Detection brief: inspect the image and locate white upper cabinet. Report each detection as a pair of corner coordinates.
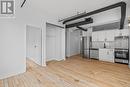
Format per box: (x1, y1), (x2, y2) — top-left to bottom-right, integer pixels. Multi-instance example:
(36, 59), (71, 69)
(92, 30), (115, 41)
(114, 29), (120, 37)
(105, 30), (115, 41)
(92, 32), (99, 41)
(120, 29), (129, 36)
(92, 29), (129, 42)
(98, 31), (106, 41)
(114, 29), (129, 36)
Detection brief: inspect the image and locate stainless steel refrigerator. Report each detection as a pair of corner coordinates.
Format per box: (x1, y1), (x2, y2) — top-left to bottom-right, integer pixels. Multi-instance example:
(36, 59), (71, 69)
(81, 36), (92, 58)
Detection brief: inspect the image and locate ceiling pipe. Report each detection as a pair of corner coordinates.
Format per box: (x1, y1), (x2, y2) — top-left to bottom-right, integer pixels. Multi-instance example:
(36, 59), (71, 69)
(66, 17), (93, 28)
(59, 12), (86, 22)
(21, 0), (26, 8)
(76, 26), (87, 31)
(62, 2), (126, 29)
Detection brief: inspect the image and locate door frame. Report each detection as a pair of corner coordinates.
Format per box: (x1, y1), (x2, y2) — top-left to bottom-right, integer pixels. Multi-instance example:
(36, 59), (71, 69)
(26, 25), (43, 66)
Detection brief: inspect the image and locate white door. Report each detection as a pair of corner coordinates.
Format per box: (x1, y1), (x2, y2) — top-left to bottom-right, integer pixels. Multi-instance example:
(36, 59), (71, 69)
(26, 25), (42, 65)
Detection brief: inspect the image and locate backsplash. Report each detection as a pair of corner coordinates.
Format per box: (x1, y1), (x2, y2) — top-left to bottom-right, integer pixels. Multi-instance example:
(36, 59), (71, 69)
(92, 41), (115, 48)
(92, 40), (128, 49)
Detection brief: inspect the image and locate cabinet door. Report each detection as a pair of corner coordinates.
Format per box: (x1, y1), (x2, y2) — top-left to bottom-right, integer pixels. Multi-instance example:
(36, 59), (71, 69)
(99, 49), (107, 61)
(122, 29), (129, 36)
(105, 49), (114, 62)
(98, 31), (106, 41)
(99, 49), (114, 63)
(92, 32), (99, 41)
(106, 30), (114, 41)
(114, 29), (120, 37)
(118, 29), (129, 36)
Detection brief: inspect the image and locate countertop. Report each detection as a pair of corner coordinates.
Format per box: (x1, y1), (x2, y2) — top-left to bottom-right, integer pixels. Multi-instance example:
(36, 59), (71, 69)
(90, 48), (99, 50)
(114, 48), (129, 50)
(90, 48), (129, 50)
(90, 48), (114, 50)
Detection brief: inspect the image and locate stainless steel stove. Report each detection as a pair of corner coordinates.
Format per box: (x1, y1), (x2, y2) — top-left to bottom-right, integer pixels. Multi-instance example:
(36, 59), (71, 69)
(115, 48), (129, 64)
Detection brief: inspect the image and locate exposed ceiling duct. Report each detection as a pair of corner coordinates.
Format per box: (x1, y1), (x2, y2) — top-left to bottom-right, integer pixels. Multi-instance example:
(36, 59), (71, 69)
(76, 26), (87, 31)
(61, 2), (126, 29)
(65, 17), (93, 28)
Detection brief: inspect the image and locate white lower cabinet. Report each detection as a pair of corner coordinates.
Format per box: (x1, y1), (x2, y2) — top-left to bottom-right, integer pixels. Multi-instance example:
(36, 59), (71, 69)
(99, 49), (114, 63)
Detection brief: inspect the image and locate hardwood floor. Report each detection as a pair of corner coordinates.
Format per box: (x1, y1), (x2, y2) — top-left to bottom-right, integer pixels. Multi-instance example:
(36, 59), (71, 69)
(0, 55), (130, 87)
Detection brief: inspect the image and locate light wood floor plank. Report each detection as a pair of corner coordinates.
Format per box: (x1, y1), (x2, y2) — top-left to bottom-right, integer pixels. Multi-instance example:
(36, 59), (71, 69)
(0, 80), (3, 87)
(0, 55), (130, 87)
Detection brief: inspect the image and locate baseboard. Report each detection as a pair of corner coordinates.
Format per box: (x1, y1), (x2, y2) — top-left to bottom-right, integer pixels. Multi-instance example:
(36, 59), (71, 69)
(42, 62), (46, 67)
(56, 58), (65, 61)
(46, 58), (65, 62)
(66, 54), (80, 58)
(0, 68), (26, 80)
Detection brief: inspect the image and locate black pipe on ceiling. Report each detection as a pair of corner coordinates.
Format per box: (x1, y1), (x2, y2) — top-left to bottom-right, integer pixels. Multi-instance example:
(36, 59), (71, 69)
(63, 2), (126, 29)
(21, 0), (26, 8)
(66, 17), (93, 28)
(76, 26), (87, 31)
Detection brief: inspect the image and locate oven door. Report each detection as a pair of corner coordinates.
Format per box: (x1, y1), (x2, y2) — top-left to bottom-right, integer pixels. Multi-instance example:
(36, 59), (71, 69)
(115, 51), (128, 59)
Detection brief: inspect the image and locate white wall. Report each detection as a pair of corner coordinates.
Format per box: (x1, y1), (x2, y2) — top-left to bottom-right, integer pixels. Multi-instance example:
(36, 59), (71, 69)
(0, 0), (64, 79)
(66, 28), (81, 57)
(0, 20), (26, 79)
(46, 24), (65, 61)
(0, 0), (27, 79)
(0, 0), (47, 79)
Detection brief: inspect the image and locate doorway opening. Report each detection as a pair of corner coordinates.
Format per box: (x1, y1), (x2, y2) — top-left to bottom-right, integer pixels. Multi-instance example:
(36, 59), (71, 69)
(26, 25), (42, 66)
(46, 23), (65, 63)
